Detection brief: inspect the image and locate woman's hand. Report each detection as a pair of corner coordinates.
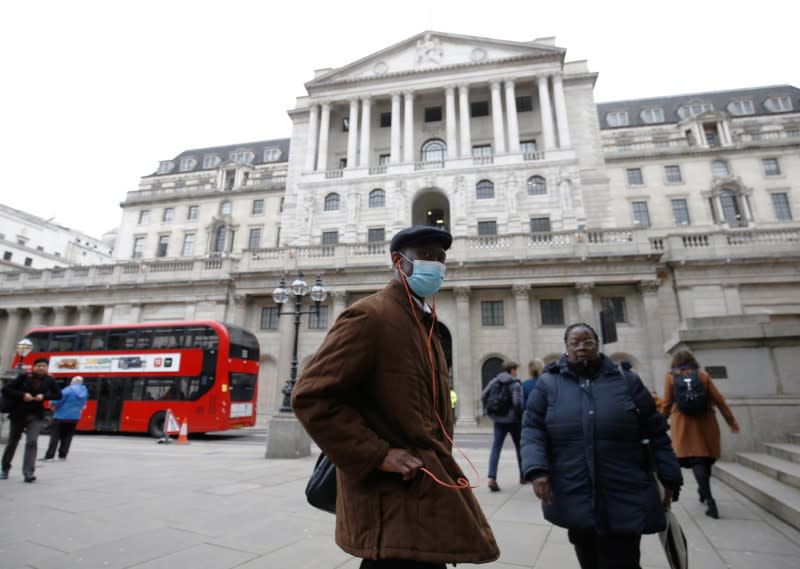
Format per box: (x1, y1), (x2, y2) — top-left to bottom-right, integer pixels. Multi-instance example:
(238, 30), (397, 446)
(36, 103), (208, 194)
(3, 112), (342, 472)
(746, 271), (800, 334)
(731, 424), (741, 434)
(532, 476), (553, 505)
(379, 448), (423, 480)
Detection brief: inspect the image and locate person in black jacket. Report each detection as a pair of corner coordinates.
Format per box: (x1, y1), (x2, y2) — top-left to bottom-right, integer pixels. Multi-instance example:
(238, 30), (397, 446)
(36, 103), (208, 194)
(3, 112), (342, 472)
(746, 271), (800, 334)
(1, 358), (62, 482)
(521, 323), (682, 569)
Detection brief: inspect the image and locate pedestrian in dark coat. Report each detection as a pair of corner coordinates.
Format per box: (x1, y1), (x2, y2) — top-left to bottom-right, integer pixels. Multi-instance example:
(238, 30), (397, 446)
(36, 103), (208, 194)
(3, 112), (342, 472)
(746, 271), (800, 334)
(292, 226), (499, 568)
(1, 358), (62, 482)
(481, 361), (524, 491)
(521, 323), (682, 569)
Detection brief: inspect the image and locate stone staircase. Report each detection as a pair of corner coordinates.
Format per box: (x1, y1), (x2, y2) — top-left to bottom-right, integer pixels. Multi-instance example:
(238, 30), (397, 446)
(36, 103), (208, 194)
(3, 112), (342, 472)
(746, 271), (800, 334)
(714, 433), (800, 530)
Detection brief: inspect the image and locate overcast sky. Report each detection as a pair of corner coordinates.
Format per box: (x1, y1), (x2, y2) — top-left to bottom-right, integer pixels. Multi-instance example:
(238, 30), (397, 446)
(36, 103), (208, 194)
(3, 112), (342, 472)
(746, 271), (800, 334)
(2, 0), (796, 239)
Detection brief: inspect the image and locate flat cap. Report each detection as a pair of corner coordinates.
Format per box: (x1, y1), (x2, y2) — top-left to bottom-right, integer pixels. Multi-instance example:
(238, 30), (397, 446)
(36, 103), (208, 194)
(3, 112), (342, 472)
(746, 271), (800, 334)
(389, 225), (453, 253)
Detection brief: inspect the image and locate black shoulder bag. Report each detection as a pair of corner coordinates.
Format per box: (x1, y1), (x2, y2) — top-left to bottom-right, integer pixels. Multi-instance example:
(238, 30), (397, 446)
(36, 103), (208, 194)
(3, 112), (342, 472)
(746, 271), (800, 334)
(305, 453), (337, 514)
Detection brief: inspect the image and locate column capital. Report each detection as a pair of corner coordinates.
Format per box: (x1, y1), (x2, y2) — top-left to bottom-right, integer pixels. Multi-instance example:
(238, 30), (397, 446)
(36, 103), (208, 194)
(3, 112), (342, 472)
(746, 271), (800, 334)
(319, 100), (332, 110)
(536, 74), (551, 83)
(444, 85), (456, 96)
(360, 96), (372, 104)
(390, 91), (402, 100)
(511, 283), (530, 298)
(402, 90), (414, 98)
(575, 282), (594, 296)
(504, 78), (516, 88)
(233, 294), (247, 306)
(638, 280), (660, 295)
(489, 80), (502, 90)
(332, 290), (348, 302)
(453, 286), (471, 301)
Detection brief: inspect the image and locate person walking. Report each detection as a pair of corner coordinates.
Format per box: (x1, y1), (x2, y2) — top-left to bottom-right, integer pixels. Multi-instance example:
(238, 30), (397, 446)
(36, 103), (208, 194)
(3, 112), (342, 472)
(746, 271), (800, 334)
(662, 349), (740, 519)
(521, 323), (682, 569)
(1, 358), (62, 482)
(481, 361), (524, 491)
(522, 358), (544, 406)
(292, 225), (499, 569)
(42, 376), (88, 461)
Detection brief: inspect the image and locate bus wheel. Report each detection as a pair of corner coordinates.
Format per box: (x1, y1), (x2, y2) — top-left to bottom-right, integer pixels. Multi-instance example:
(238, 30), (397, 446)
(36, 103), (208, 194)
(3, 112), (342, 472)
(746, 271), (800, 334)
(148, 411), (167, 439)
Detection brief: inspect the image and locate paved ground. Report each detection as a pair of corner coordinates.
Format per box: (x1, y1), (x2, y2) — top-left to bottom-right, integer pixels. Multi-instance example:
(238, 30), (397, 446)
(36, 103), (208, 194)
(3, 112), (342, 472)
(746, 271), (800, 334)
(0, 429), (798, 569)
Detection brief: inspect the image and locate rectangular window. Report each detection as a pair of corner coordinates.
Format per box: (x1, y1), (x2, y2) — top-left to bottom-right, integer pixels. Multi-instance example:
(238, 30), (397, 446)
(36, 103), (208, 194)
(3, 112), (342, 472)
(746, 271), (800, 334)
(252, 199), (264, 215)
(138, 210), (150, 224)
(664, 165), (682, 183)
(181, 234), (194, 256)
(156, 235), (169, 257)
(471, 144), (492, 157)
(626, 168), (644, 186)
(321, 231), (339, 244)
(641, 108), (664, 123)
(763, 158), (781, 176)
(308, 305), (329, 329)
(771, 193), (793, 220)
(380, 112), (391, 128)
(132, 237), (144, 259)
(470, 101), (489, 117)
(632, 201), (651, 227)
(540, 299), (565, 326)
(248, 228), (262, 249)
(477, 220), (497, 235)
(480, 301), (504, 326)
(367, 228), (385, 242)
(520, 140), (537, 154)
(671, 199), (690, 226)
(378, 154), (390, 166)
(424, 106), (442, 122)
(601, 297), (628, 323)
(730, 100), (754, 115)
(606, 111), (629, 127)
(515, 96), (533, 112)
(705, 366), (728, 379)
(338, 158), (347, 169)
(530, 217), (552, 232)
(187, 205), (199, 220)
(24, 257), (33, 267)
(162, 208), (174, 222)
(260, 306), (279, 330)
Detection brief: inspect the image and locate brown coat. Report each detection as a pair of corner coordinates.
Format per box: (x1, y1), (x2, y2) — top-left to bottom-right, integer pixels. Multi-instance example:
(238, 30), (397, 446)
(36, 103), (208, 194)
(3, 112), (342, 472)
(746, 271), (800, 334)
(292, 279), (499, 564)
(662, 370), (739, 459)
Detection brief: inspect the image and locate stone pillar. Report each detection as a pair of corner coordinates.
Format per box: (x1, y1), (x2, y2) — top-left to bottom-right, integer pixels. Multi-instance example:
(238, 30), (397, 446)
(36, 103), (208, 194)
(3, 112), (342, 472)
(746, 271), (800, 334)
(77, 306), (93, 326)
(184, 302), (196, 321)
(716, 122), (726, 146)
(331, 290), (348, 320)
(358, 98), (372, 168)
(722, 121), (733, 146)
(453, 287), (476, 426)
(102, 305), (114, 325)
(51, 306), (67, 327)
(346, 99), (359, 168)
(1, 308), (23, 368)
(129, 303), (143, 323)
(390, 93), (401, 164)
(403, 92), (414, 163)
(445, 86), (458, 157)
(512, 284), (533, 370)
(29, 307), (45, 328)
(304, 104), (319, 171)
(458, 84), (472, 158)
(639, 281), (665, 390)
(537, 75), (556, 152)
(552, 74), (571, 148)
(490, 81), (506, 154)
(575, 283), (595, 324)
(504, 80), (520, 152)
(316, 102), (331, 171)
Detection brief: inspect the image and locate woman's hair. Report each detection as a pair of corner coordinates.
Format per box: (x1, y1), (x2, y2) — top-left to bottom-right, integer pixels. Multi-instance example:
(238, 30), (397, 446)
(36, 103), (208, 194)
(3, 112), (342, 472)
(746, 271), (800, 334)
(563, 322), (599, 343)
(670, 349), (699, 369)
(528, 358), (545, 377)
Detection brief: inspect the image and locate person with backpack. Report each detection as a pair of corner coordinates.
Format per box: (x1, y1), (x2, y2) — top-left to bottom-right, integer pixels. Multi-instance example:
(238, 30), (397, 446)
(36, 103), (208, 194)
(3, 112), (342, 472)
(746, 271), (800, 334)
(481, 360), (524, 492)
(662, 350), (740, 519)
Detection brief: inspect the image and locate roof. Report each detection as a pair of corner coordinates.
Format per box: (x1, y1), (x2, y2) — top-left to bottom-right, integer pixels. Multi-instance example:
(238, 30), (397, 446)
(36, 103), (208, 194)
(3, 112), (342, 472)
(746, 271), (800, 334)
(596, 85), (800, 129)
(148, 137), (291, 177)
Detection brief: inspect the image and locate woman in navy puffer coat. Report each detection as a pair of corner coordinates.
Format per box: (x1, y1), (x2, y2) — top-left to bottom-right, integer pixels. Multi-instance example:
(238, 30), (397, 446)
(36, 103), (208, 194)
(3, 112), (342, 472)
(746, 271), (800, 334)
(521, 323), (682, 569)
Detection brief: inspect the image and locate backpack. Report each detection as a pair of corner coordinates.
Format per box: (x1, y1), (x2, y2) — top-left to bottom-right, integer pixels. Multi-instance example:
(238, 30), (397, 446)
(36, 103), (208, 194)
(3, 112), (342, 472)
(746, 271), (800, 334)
(484, 380), (513, 415)
(672, 370), (708, 416)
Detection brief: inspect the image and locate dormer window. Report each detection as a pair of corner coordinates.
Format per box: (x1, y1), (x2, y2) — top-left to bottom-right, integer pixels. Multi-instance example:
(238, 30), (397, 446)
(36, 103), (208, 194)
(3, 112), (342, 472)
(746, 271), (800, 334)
(263, 147), (282, 162)
(157, 161), (174, 174)
(203, 155), (221, 169)
(606, 111), (629, 127)
(640, 108), (664, 124)
(677, 102), (714, 120)
(765, 96), (793, 113)
(230, 150), (254, 164)
(728, 100), (755, 116)
(179, 157), (197, 172)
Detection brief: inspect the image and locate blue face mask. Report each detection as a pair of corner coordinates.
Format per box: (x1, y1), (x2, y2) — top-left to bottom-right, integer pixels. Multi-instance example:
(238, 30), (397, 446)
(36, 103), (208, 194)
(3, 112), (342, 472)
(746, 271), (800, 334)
(400, 254), (446, 298)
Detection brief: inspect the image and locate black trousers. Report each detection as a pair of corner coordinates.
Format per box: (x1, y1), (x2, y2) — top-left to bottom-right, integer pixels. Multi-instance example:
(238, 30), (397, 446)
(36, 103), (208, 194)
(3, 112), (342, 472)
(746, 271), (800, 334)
(45, 420), (78, 459)
(2, 415), (43, 477)
(567, 529), (642, 569)
(359, 559), (446, 569)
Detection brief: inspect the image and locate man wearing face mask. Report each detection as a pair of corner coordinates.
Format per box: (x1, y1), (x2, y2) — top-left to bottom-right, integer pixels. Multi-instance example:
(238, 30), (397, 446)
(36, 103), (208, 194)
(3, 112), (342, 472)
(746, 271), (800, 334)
(292, 225), (499, 569)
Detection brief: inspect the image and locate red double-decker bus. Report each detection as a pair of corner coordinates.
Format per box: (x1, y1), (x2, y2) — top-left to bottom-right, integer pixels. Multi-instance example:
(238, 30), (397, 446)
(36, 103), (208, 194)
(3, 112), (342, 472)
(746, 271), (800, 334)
(11, 321), (259, 437)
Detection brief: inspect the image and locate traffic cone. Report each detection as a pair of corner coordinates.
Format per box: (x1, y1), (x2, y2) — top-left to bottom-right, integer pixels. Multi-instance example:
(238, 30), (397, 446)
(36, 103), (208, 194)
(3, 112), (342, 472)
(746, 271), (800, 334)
(176, 420), (189, 444)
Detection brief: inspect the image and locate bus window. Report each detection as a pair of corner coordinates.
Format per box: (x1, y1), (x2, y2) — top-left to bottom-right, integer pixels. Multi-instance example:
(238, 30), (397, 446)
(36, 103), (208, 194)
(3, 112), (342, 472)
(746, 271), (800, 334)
(134, 330), (153, 349)
(144, 378), (184, 400)
(229, 373), (257, 402)
(82, 377), (100, 400)
(152, 329), (180, 349)
(26, 332), (50, 354)
(185, 326), (219, 349)
(227, 325), (260, 360)
(50, 332), (79, 352)
(79, 331), (107, 351)
(108, 330), (138, 350)
(129, 377), (147, 401)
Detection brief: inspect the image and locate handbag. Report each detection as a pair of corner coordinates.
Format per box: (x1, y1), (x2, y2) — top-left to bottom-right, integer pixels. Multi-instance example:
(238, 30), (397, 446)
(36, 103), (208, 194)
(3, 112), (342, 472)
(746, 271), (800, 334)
(0, 393), (16, 414)
(305, 453), (337, 514)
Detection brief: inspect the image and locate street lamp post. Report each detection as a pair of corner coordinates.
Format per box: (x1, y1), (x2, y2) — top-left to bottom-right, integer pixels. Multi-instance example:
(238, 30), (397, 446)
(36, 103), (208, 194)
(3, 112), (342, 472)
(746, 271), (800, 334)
(265, 272), (327, 458)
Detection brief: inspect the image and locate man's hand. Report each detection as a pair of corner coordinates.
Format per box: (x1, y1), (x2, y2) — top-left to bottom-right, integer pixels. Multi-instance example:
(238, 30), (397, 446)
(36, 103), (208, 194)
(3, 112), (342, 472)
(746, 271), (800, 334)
(532, 476), (553, 505)
(662, 487), (674, 511)
(23, 393), (34, 402)
(34, 394), (44, 401)
(379, 448), (423, 480)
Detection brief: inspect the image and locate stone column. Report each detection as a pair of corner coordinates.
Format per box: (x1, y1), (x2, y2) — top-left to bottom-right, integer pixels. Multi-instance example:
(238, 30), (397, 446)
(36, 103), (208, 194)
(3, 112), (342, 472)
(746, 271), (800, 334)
(512, 284), (533, 369)
(29, 307), (45, 328)
(77, 306), (93, 326)
(458, 84), (472, 157)
(716, 122), (726, 146)
(346, 99), (360, 168)
(453, 287), (476, 426)
(129, 303), (143, 323)
(316, 102), (331, 171)
(537, 75), (556, 152)
(638, 281), (665, 389)
(403, 92), (414, 163)
(51, 306), (68, 327)
(232, 295), (248, 327)
(101, 305), (115, 325)
(445, 86), (458, 157)
(1, 308), (23, 369)
(331, 290), (348, 320)
(359, 98), (372, 168)
(552, 74), (572, 148)
(390, 93), (401, 163)
(304, 104), (319, 171)
(575, 283), (595, 324)
(490, 81), (507, 154)
(184, 302), (196, 321)
(722, 121), (733, 146)
(504, 80), (520, 152)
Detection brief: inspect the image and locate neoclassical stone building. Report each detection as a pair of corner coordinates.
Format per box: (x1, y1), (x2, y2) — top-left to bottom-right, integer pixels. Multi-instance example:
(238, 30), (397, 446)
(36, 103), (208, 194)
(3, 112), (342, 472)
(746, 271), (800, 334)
(1, 32), (798, 452)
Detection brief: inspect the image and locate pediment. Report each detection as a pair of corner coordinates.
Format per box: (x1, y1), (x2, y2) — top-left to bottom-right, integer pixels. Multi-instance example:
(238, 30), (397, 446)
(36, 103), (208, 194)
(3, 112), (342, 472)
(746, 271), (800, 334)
(306, 31), (564, 88)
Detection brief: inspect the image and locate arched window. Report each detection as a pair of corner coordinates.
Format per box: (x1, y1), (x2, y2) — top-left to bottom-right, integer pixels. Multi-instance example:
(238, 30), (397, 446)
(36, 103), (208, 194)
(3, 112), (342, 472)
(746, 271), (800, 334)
(528, 175), (546, 195)
(712, 160), (730, 177)
(421, 139), (446, 162)
(369, 189), (385, 208)
(220, 200), (232, 215)
(481, 357), (504, 390)
(476, 179), (495, 199)
(324, 193), (340, 211)
(212, 227), (227, 253)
